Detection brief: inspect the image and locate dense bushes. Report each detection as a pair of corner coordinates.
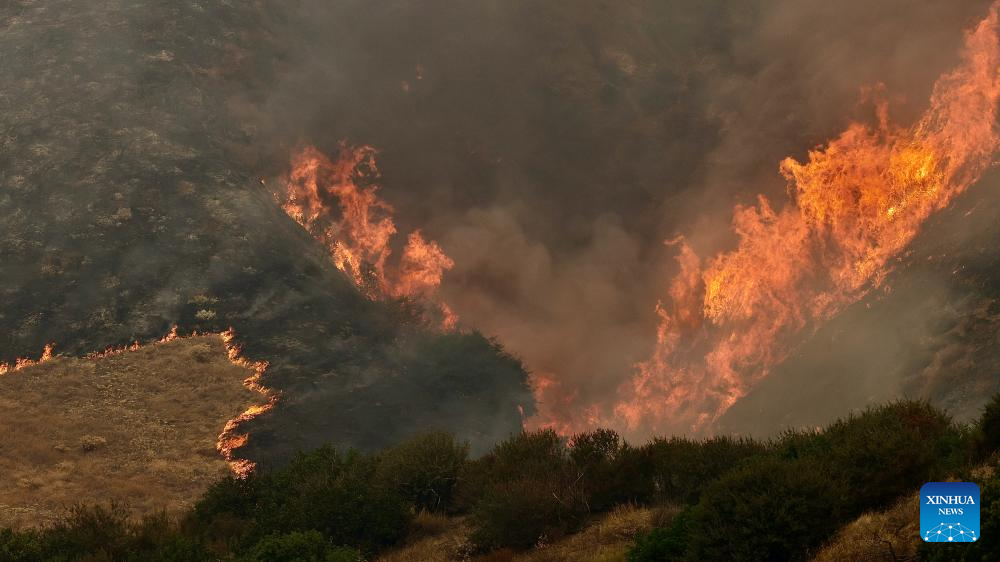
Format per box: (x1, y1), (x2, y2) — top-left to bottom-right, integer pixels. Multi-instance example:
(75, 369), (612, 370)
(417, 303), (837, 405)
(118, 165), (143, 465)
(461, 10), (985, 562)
(685, 457), (847, 561)
(240, 531), (361, 562)
(463, 430), (589, 550)
(644, 435), (767, 505)
(798, 400), (966, 512)
(630, 400), (971, 562)
(974, 391), (1000, 459)
(461, 428), (768, 552)
(0, 528), (45, 562)
(0, 505), (212, 562)
(193, 446), (410, 553)
(375, 432), (469, 513)
(0, 446), (413, 561)
(5, 398), (995, 561)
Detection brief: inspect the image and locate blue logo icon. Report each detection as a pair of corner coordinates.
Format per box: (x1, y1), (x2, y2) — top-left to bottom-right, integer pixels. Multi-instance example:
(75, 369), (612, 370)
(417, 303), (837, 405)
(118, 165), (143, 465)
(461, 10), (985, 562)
(921, 482), (980, 543)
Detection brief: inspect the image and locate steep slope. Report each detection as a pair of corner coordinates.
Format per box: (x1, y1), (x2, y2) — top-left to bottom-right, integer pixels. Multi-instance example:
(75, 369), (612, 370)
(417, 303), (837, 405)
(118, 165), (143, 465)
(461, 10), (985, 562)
(0, 0), (531, 467)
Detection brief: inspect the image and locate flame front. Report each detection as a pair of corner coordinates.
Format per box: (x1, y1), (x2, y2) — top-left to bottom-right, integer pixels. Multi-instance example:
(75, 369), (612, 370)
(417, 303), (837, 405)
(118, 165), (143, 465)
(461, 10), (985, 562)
(594, 2), (1000, 436)
(282, 143), (455, 324)
(0, 343), (54, 375)
(216, 327), (275, 478)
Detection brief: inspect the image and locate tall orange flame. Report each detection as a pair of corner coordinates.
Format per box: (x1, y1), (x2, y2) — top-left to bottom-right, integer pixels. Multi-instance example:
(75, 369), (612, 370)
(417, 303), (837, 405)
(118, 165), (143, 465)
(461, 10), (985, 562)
(283, 143), (455, 325)
(612, 3), (1000, 435)
(599, 2), (999, 436)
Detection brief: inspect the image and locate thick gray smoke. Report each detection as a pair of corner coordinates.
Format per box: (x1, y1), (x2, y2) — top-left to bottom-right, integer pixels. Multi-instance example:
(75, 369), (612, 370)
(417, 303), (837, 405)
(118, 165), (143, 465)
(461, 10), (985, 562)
(240, 0), (997, 434)
(2, 0), (996, 454)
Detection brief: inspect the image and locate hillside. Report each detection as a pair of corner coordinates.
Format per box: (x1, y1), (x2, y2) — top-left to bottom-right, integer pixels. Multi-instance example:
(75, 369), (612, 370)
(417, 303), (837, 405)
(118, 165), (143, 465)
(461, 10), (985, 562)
(2, 0), (997, 468)
(0, 0), (532, 467)
(0, 335), (259, 529)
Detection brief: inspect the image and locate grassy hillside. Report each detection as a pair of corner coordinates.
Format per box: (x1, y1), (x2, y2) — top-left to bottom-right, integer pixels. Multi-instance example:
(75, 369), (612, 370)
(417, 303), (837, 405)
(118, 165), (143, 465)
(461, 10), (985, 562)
(0, 335), (259, 529)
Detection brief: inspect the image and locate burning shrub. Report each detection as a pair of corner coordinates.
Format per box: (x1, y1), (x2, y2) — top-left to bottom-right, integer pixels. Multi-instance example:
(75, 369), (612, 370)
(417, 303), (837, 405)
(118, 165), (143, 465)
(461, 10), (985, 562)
(376, 432), (469, 513)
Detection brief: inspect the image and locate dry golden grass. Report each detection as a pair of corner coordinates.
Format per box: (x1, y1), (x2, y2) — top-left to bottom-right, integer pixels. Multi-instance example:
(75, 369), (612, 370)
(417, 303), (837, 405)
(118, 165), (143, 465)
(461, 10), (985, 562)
(811, 493), (920, 562)
(517, 504), (662, 562)
(813, 467), (994, 562)
(377, 511), (472, 562)
(377, 504), (665, 562)
(0, 335), (261, 529)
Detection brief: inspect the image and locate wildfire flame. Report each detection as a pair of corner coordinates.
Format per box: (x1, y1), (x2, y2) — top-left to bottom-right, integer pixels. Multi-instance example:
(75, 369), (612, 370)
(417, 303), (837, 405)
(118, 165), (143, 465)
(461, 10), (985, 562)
(282, 143), (455, 324)
(535, 2), (1000, 436)
(613, 2), (1000, 435)
(0, 343), (54, 375)
(216, 327), (275, 478)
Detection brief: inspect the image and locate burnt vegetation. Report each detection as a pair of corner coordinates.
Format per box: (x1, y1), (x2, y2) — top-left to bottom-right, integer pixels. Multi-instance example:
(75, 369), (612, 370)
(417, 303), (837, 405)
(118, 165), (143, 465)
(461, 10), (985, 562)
(3, 397), (1000, 561)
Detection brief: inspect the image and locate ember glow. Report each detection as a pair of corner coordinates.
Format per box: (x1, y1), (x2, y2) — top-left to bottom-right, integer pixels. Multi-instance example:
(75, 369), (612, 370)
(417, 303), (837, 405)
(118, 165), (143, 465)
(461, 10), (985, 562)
(282, 144), (455, 323)
(536, 2), (1000, 436)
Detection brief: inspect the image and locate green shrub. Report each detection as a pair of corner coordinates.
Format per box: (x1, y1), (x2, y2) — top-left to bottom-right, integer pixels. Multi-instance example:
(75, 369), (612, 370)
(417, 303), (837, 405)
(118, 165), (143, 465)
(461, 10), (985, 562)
(241, 531), (361, 562)
(570, 428), (632, 511)
(799, 400), (964, 513)
(464, 430), (589, 551)
(603, 443), (659, 506)
(974, 393), (1000, 459)
(0, 504), (209, 562)
(376, 432), (469, 512)
(194, 446), (410, 553)
(189, 474), (258, 552)
(684, 457), (846, 562)
(458, 429), (567, 509)
(469, 475), (588, 551)
(643, 434), (766, 505)
(0, 528), (45, 562)
(130, 512), (211, 562)
(627, 509), (690, 562)
(44, 503), (133, 560)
